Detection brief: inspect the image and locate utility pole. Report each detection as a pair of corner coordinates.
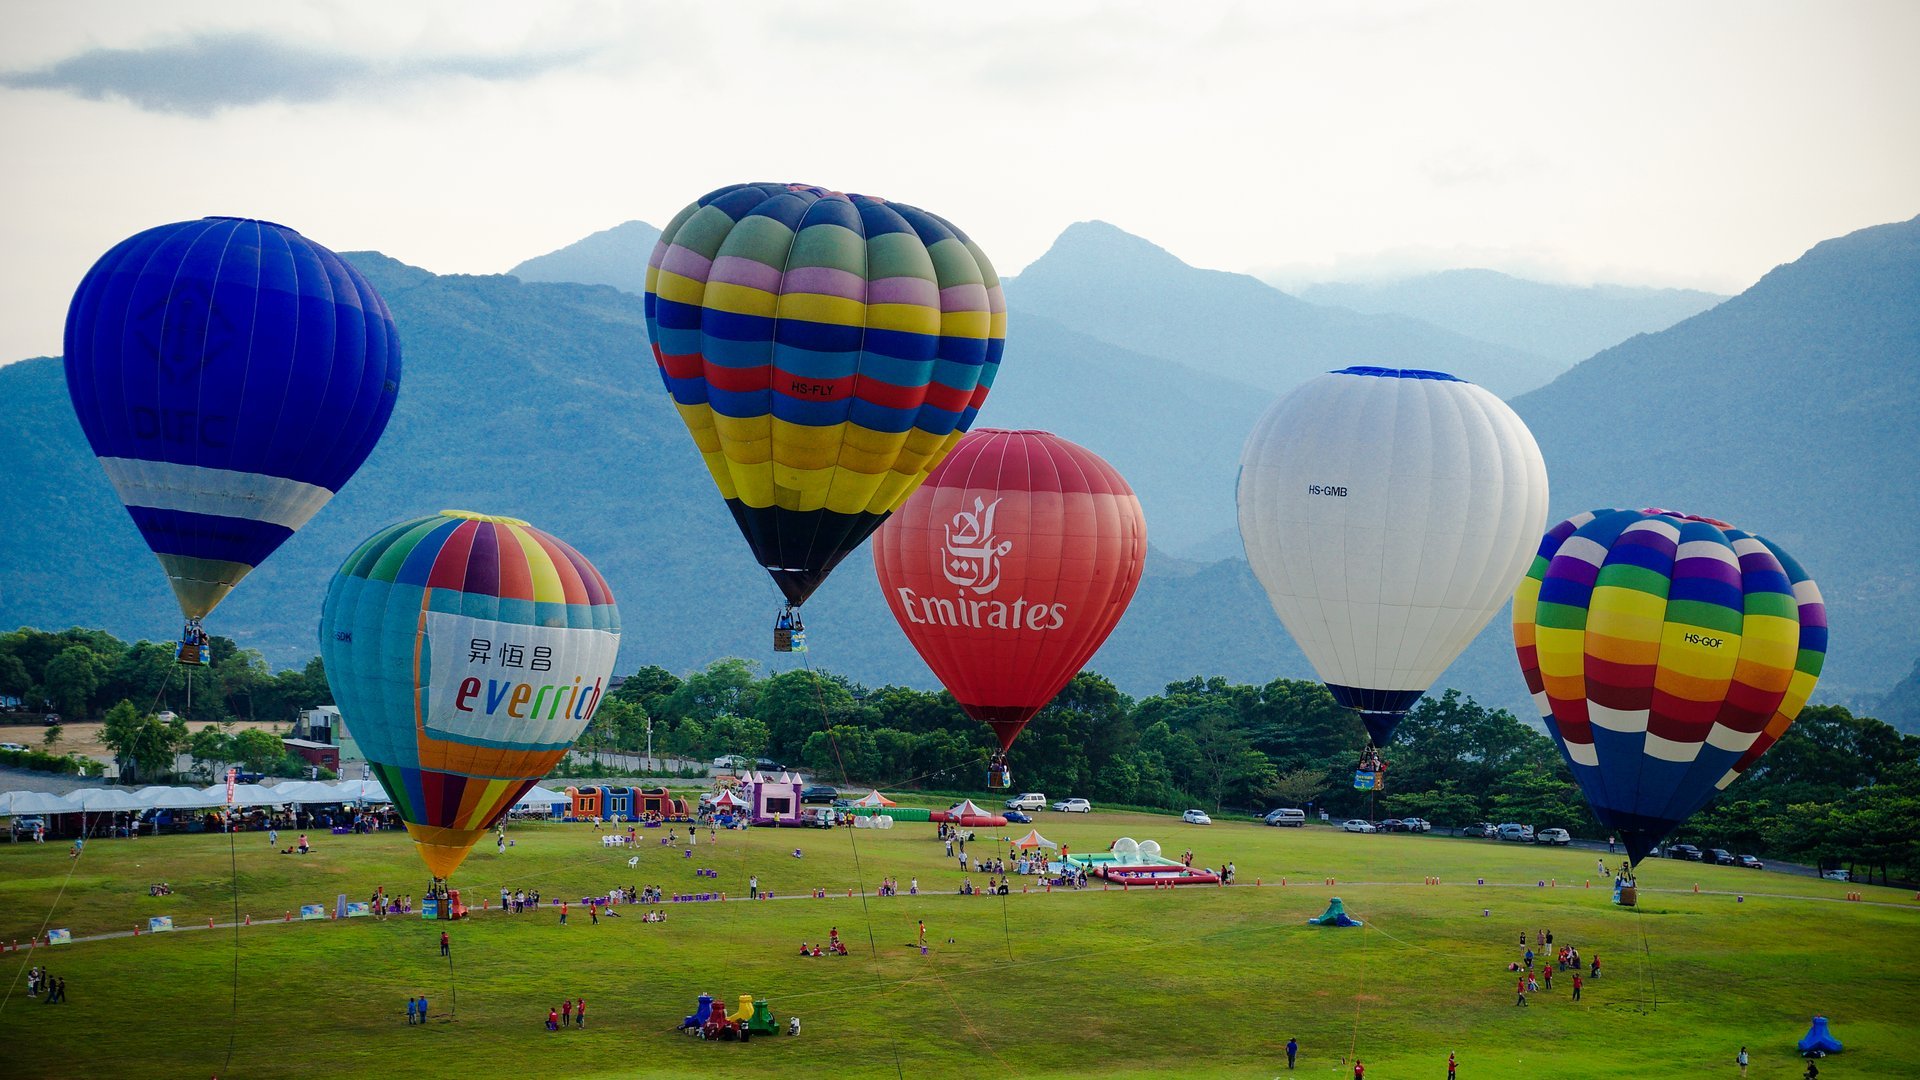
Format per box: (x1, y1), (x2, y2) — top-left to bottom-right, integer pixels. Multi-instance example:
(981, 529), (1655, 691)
(645, 715), (654, 769)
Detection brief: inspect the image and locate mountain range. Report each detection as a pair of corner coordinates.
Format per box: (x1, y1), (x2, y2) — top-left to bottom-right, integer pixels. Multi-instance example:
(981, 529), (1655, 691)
(2, 213), (1914, 728)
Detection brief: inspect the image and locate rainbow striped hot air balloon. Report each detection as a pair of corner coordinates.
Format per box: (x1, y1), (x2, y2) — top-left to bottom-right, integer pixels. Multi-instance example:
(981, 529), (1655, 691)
(1512, 508), (1826, 865)
(319, 511), (620, 879)
(643, 182), (1006, 621)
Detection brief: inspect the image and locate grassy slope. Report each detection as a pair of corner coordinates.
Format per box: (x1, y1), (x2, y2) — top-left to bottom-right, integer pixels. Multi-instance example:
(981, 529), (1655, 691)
(0, 808), (1914, 1079)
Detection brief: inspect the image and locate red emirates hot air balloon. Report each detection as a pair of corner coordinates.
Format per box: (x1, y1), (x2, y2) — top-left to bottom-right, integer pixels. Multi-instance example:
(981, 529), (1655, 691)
(872, 429), (1147, 790)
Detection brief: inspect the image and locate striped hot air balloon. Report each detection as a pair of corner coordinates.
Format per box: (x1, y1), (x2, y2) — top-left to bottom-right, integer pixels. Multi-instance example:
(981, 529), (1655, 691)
(643, 182), (1006, 620)
(1511, 508), (1825, 865)
(319, 511), (620, 880)
(64, 217), (401, 641)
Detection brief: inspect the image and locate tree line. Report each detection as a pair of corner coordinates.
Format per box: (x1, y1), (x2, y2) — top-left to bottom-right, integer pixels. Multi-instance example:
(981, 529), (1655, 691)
(6, 626), (1915, 880)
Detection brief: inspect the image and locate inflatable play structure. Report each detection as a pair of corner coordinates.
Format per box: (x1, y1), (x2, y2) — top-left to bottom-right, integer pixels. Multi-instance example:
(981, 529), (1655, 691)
(929, 799), (1007, 828)
(1067, 837), (1220, 886)
(1798, 1016), (1842, 1055)
(564, 785), (691, 822)
(680, 991), (779, 1038)
(1308, 897), (1362, 927)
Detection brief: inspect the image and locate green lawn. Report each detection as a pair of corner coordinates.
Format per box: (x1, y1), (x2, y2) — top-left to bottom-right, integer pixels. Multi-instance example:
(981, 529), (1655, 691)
(1, 810), (1913, 1079)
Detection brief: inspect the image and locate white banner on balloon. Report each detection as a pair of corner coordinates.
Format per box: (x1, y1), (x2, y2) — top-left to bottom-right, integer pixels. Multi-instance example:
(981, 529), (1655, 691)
(422, 611), (620, 750)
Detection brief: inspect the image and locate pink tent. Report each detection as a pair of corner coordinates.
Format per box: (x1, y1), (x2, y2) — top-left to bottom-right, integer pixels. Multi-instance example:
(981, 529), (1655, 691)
(710, 790), (744, 810)
(949, 799), (989, 818)
(853, 791), (897, 808)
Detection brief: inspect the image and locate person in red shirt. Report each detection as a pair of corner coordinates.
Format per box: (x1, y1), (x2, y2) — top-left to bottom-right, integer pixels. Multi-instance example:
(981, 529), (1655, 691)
(560, 901), (568, 926)
(562, 999), (573, 1025)
(547, 1007), (559, 1031)
(1571, 973), (1583, 1001)
(1543, 964), (1554, 990)
(1352, 1060), (1365, 1078)
(1515, 975), (1528, 1006)
(1447, 1052), (1458, 1078)
(575, 997), (585, 1027)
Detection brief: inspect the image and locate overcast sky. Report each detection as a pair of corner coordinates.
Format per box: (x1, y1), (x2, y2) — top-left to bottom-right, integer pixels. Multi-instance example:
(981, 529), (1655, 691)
(1, 0), (1914, 364)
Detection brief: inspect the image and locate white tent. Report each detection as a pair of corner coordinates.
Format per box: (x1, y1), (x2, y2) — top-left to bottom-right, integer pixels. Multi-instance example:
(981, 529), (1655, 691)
(514, 786), (570, 809)
(328, 780), (389, 803)
(140, 787), (224, 810)
(0, 790), (78, 815)
(65, 788), (146, 812)
(947, 799), (991, 818)
(272, 781), (338, 803)
(708, 789), (745, 810)
(197, 782), (287, 807)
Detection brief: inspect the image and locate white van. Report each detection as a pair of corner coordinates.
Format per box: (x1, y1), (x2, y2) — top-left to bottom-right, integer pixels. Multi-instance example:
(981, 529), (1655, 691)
(1265, 808), (1307, 827)
(1005, 792), (1047, 811)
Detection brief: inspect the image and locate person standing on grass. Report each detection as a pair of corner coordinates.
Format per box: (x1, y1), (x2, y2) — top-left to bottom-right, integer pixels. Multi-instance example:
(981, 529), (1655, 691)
(1737, 1046), (1749, 1076)
(406, 996), (417, 1025)
(417, 995), (427, 1023)
(1352, 1059), (1364, 1078)
(1571, 973), (1583, 1001)
(750, 875), (759, 899)
(918, 920), (927, 949)
(1515, 974), (1528, 1006)
(1524, 947), (1533, 970)
(1542, 964), (1553, 992)
(440, 930), (449, 956)
(575, 997), (585, 1027)
(1286, 1037), (1298, 1069)
(1447, 1051), (1457, 1078)
(560, 901), (568, 926)
(562, 999), (573, 1026)
(269, 826), (278, 847)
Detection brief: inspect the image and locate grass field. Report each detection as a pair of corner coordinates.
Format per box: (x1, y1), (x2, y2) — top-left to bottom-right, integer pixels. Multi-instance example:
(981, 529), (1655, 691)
(1, 805), (1914, 1079)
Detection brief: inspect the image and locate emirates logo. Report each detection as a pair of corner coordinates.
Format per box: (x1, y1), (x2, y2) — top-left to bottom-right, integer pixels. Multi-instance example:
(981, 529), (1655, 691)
(942, 497), (1013, 595)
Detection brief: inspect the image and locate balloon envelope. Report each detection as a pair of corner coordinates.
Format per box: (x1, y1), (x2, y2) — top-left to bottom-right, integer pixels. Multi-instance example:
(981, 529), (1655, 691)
(319, 511), (620, 878)
(873, 429), (1146, 751)
(1512, 508), (1823, 864)
(645, 182), (1006, 606)
(65, 217), (401, 618)
(1236, 367), (1548, 745)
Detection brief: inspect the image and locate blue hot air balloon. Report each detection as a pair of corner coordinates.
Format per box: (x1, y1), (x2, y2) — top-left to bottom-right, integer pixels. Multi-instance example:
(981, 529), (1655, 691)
(64, 217), (402, 657)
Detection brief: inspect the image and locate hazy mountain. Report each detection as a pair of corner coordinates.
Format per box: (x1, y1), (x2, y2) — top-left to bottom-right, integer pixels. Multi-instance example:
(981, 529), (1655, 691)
(508, 220), (662, 295)
(1004, 221), (1567, 399)
(1511, 213), (1920, 702)
(0, 252), (1315, 700)
(1296, 269), (1727, 364)
(1877, 658), (1920, 735)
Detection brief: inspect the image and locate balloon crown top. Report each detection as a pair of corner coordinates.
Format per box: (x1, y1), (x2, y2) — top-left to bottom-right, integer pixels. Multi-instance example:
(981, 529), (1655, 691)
(1639, 507), (1735, 529)
(777, 183), (883, 204)
(1333, 366), (1464, 383)
(438, 509), (531, 526)
(202, 215), (299, 233)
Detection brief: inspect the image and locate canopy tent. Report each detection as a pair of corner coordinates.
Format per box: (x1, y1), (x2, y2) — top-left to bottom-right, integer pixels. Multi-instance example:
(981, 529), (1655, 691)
(140, 787), (224, 810)
(327, 780), (390, 803)
(0, 790), (78, 816)
(851, 791), (897, 808)
(948, 799), (990, 818)
(1010, 829), (1056, 849)
(198, 783), (290, 807)
(515, 786), (570, 809)
(64, 788), (146, 812)
(708, 790), (745, 810)
(271, 781), (340, 803)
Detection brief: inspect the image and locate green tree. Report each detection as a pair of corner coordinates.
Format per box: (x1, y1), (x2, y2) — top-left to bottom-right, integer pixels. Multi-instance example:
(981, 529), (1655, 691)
(42, 723), (63, 750)
(101, 699), (182, 782)
(0, 653), (30, 702)
(231, 728), (287, 774)
(1266, 767), (1331, 810)
(44, 645), (107, 718)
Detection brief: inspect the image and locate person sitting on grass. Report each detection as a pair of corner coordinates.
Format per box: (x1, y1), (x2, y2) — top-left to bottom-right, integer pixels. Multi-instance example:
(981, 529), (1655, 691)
(547, 1006), (559, 1031)
(1590, 953), (1601, 979)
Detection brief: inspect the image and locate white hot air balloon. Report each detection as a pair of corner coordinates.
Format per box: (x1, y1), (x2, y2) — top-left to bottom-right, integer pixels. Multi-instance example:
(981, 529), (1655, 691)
(1236, 366), (1548, 753)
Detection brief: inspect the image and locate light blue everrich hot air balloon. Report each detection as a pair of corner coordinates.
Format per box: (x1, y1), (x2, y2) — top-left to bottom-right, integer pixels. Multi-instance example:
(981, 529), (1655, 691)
(64, 217), (401, 658)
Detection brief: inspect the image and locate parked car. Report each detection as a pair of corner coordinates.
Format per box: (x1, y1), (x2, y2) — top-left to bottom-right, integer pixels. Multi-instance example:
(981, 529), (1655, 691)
(1736, 854), (1765, 869)
(1057, 798), (1092, 813)
(1264, 808), (1307, 827)
(1666, 843), (1704, 861)
(1536, 828), (1572, 845)
(1497, 823), (1535, 842)
(1378, 818), (1406, 832)
(1821, 868), (1851, 882)
(1005, 792), (1048, 811)
(1460, 822), (1496, 839)
(1341, 819), (1376, 833)
(0, 742), (27, 752)
(1400, 817), (1432, 833)
(1003, 810), (1032, 824)
(1710, 848), (1737, 866)
(801, 785), (839, 805)
(1182, 809), (1213, 825)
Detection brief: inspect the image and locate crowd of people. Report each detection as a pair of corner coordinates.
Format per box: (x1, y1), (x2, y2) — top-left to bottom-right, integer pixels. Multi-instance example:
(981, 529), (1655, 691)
(798, 927), (850, 956)
(26, 966), (66, 1004)
(545, 997), (587, 1030)
(1509, 928), (1595, 1005)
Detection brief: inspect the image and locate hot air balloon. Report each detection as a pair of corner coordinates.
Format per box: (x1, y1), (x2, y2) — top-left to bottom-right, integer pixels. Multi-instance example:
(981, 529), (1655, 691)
(64, 217), (401, 663)
(1237, 367), (1549, 785)
(319, 511), (620, 881)
(873, 430), (1146, 789)
(644, 183), (1005, 650)
(1512, 508), (1821, 866)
